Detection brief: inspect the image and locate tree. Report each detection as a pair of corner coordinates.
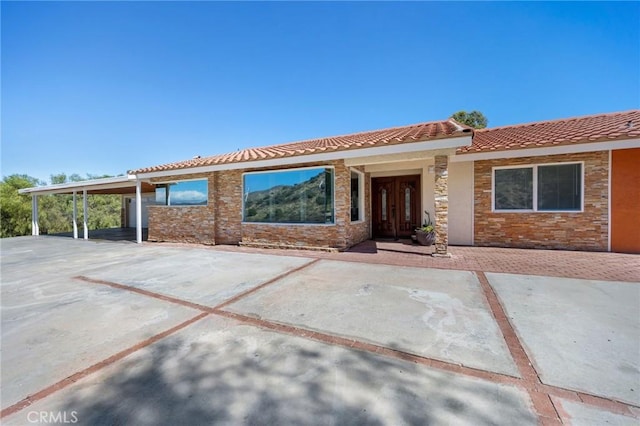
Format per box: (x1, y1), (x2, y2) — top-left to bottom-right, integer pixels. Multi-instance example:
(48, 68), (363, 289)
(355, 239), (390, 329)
(0, 175), (42, 237)
(1, 173), (123, 238)
(451, 110), (488, 129)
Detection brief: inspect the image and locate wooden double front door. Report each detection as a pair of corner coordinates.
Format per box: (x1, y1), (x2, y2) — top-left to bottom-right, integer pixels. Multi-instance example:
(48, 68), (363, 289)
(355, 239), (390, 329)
(372, 175), (421, 239)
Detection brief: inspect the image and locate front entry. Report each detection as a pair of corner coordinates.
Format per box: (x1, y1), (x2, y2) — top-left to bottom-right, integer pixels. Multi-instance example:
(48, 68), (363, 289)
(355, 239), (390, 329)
(372, 175), (421, 239)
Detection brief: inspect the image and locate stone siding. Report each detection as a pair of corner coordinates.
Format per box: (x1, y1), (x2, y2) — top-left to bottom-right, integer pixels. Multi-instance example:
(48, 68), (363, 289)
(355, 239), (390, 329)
(474, 151), (609, 251)
(147, 173), (216, 244)
(214, 170), (242, 244)
(433, 155), (449, 254)
(146, 160), (371, 250)
(240, 160), (366, 250)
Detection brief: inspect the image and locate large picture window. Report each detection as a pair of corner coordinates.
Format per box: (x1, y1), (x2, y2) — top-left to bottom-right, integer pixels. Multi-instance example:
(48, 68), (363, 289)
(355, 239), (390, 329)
(493, 163), (582, 212)
(243, 167), (334, 224)
(155, 179), (208, 206)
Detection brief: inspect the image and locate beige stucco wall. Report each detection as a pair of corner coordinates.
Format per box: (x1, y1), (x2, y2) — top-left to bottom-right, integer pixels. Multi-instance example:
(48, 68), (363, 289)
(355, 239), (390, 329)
(448, 161), (474, 246)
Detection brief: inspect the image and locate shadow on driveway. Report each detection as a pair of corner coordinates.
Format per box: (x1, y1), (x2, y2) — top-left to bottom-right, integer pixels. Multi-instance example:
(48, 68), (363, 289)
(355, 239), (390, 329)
(57, 321), (535, 426)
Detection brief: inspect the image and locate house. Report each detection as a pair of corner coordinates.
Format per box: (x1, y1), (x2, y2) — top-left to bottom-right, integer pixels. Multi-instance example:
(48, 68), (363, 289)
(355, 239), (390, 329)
(19, 110), (640, 254)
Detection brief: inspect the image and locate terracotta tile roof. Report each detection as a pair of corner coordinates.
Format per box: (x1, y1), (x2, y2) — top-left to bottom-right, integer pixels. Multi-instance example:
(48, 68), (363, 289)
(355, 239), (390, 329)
(458, 110), (640, 155)
(131, 119), (471, 174)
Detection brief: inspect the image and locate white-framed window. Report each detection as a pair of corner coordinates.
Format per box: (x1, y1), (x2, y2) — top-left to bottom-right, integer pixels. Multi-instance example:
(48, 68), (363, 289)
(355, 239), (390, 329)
(242, 166), (335, 224)
(493, 162), (583, 212)
(350, 169), (364, 222)
(155, 179), (208, 206)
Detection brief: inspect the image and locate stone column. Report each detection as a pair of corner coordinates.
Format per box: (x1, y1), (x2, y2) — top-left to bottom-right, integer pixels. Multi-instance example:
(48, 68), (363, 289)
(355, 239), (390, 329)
(433, 155), (450, 256)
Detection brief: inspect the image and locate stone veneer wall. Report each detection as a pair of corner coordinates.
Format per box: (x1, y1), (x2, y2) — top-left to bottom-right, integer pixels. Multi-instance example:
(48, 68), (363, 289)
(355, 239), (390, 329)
(148, 172), (216, 244)
(214, 170), (242, 244)
(474, 151), (609, 251)
(241, 160), (370, 250)
(433, 155), (449, 254)
(146, 160), (371, 250)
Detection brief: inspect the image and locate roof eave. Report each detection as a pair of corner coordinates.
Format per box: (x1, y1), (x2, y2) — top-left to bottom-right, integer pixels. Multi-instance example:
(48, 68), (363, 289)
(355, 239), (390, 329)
(451, 137), (640, 162)
(18, 175), (138, 196)
(134, 134), (473, 179)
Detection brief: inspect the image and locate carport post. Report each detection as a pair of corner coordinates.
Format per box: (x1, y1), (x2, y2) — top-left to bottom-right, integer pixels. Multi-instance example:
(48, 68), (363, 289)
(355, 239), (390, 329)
(83, 189), (88, 240)
(135, 180), (142, 244)
(31, 195), (40, 236)
(72, 191), (78, 239)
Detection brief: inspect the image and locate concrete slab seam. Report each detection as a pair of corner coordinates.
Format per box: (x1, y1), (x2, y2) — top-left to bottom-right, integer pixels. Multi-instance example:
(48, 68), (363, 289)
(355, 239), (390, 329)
(0, 312), (210, 419)
(475, 270), (560, 423)
(74, 275), (217, 313)
(475, 271), (640, 421)
(213, 310), (524, 386)
(213, 309), (640, 421)
(533, 383), (638, 417)
(475, 271), (543, 383)
(213, 258), (321, 310)
(69, 272), (640, 421)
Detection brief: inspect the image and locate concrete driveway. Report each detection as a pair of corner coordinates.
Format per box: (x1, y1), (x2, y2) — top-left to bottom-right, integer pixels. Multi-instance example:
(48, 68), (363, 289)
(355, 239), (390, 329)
(1, 236), (638, 425)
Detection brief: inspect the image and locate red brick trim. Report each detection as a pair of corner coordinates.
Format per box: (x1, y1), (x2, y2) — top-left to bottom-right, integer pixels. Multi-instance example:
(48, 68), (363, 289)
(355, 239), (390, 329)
(74, 276), (216, 313)
(0, 312), (209, 419)
(76, 270), (640, 420)
(215, 310), (523, 386)
(475, 271), (560, 422)
(8, 268), (636, 422)
(214, 258), (320, 309)
(475, 271), (542, 382)
(218, 308), (640, 421)
(475, 271), (640, 421)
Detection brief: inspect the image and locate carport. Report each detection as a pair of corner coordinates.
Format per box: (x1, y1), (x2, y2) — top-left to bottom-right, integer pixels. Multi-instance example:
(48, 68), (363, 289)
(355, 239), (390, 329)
(18, 176), (156, 243)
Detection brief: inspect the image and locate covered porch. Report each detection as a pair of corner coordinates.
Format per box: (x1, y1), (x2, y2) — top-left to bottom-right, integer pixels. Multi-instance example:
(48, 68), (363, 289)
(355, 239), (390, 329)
(51, 227), (149, 243)
(346, 146), (474, 256)
(18, 176), (156, 243)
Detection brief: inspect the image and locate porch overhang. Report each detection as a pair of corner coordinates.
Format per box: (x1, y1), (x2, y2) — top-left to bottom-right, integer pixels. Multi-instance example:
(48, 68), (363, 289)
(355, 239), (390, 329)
(18, 175), (156, 244)
(18, 175), (155, 196)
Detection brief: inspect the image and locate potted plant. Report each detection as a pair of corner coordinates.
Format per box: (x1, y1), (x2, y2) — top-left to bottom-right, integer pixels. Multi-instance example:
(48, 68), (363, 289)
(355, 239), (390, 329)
(415, 211), (436, 246)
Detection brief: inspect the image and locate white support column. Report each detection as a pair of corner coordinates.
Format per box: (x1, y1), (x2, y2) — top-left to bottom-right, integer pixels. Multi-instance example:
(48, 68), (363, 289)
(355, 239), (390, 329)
(32, 195), (40, 236)
(72, 191), (78, 239)
(83, 189), (88, 240)
(135, 180), (142, 244)
(31, 196), (35, 236)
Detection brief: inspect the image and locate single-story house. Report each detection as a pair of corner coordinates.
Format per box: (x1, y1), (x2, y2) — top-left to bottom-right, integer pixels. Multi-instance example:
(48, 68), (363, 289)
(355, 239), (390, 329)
(20, 110), (640, 254)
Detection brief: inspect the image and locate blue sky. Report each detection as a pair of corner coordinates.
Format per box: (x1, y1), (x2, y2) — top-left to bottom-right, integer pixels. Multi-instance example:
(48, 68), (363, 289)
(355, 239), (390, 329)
(2, 1), (638, 184)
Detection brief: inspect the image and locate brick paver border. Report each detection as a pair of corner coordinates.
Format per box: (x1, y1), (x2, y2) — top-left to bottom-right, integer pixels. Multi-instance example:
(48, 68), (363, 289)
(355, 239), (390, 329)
(0, 312), (210, 419)
(188, 241), (640, 283)
(2, 258), (638, 425)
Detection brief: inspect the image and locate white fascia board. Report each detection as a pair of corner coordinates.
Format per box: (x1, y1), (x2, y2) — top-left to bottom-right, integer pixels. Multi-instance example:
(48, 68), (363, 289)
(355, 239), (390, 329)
(450, 138), (640, 162)
(344, 147), (459, 167)
(18, 175), (136, 195)
(135, 135), (473, 180)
